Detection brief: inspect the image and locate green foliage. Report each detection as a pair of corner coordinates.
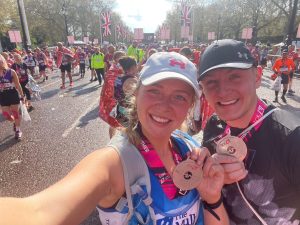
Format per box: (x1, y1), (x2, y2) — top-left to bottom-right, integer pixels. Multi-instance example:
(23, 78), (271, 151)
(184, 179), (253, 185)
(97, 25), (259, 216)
(164, 0), (299, 43)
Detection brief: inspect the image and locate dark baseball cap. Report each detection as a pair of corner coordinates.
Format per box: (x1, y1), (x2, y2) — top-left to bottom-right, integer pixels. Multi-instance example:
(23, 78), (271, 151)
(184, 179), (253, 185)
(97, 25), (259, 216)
(198, 39), (254, 80)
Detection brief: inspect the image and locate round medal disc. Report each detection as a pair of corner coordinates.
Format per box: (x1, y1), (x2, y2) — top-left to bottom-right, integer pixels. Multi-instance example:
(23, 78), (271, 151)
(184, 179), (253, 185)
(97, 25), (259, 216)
(172, 159), (203, 190)
(216, 135), (247, 161)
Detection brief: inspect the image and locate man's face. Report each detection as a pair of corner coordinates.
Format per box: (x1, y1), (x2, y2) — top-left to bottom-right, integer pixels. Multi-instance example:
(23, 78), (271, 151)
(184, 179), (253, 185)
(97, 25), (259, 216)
(133, 42), (137, 48)
(57, 43), (63, 50)
(200, 67), (261, 127)
(282, 52), (288, 59)
(108, 46), (115, 54)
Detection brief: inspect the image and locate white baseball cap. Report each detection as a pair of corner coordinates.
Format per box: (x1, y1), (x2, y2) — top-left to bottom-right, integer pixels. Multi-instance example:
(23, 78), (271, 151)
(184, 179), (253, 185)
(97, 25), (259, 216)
(139, 52), (200, 97)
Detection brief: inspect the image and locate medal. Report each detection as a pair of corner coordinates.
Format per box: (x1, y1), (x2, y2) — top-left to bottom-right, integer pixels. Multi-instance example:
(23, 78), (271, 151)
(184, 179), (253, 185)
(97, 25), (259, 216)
(172, 158), (203, 190)
(216, 135), (247, 161)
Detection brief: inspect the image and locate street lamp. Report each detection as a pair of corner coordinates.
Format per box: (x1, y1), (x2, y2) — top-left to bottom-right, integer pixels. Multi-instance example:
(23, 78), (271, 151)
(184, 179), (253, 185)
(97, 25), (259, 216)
(61, 2), (69, 45)
(16, 0), (31, 50)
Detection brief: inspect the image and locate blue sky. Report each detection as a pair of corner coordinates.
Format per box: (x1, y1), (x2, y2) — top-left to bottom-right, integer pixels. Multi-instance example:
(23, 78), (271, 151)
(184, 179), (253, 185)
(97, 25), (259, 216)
(114, 0), (173, 33)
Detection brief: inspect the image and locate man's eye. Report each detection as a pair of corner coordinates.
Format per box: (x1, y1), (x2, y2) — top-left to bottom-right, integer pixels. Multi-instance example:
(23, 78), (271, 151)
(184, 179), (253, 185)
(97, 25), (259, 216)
(206, 80), (217, 87)
(230, 74), (241, 80)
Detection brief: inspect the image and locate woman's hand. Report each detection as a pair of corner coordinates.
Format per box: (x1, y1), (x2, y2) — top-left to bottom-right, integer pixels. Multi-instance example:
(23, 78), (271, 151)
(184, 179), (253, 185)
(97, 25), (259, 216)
(188, 148), (224, 203)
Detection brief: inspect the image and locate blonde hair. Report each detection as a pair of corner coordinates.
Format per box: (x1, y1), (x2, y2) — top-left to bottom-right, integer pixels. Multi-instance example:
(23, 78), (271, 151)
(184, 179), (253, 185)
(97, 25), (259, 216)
(124, 81), (141, 146)
(0, 54), (9, 70)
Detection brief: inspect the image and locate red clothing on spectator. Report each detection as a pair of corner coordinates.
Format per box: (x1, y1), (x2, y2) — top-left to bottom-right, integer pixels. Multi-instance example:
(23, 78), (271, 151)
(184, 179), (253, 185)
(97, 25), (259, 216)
(104, 53), (114, 72)
(99, 63), (123, 128)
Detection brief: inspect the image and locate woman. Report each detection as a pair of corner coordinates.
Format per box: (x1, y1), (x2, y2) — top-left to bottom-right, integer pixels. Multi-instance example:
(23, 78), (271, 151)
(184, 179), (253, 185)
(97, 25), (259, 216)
(0, 52), (228, 225)
(99, 50), (125, 138)
(23, 50), (37, 76)
(11, 53), (34, 111)
(0, 54), (25, 140)
(113, 56), (138, 127)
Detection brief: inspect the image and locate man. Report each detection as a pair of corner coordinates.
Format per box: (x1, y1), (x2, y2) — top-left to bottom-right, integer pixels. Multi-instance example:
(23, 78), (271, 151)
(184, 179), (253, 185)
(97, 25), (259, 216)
(199, 39), (300, 224)
(179, 46), (194, 61)
(75, 47), (87, 78)
(127, 40), (139, 60)
(35, 47), (48, 82)
(104, 45), (115, 72)
(91, 47), (105, 85)
(272, 49), (295, 103)
(56, 42), (74, 89)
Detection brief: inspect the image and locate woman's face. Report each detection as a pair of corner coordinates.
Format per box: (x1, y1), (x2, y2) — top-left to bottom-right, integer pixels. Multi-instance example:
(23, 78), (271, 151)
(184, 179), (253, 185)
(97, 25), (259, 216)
(136, 79), (195, 141)
(14, 55), (22, 64)
(0, 56), (7, 70)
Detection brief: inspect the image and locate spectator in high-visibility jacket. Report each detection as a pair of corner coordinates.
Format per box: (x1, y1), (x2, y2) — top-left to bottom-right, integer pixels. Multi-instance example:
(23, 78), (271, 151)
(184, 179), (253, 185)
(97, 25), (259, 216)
(127, 41), (138, 60)
(91, 47), (105, 85)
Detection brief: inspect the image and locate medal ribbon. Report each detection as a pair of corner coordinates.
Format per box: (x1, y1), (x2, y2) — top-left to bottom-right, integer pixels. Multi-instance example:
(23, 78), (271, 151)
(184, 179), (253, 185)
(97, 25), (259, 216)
(137, 136), (185, 199)
(224, 99), (268, 142)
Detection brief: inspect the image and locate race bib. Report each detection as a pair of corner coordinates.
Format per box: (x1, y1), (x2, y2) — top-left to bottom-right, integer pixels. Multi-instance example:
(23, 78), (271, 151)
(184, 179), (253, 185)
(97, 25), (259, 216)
(279, 66), (288, 72)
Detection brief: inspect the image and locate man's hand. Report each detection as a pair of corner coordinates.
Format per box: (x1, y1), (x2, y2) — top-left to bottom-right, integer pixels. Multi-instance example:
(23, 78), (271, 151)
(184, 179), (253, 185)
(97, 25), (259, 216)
(212, 154), (248, 185)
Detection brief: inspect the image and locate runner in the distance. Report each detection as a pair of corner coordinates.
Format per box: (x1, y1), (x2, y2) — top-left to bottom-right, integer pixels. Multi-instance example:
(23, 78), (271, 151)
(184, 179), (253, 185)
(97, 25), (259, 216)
(0, 54), (25, 140)
(35, 47), (48, 82)
(56, 42), (74, 89)
(23, 50), (37, 77)
(272, 49), (295, 103)
(11, 53), (34, 112)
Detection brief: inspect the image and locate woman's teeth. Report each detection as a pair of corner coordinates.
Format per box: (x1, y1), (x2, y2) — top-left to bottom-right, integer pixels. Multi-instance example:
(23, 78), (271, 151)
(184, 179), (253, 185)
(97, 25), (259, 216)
(152, 115), (170, 123)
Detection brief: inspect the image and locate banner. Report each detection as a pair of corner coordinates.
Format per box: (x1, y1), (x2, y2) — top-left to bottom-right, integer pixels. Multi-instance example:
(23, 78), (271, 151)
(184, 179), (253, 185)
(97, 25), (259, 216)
(160, 24), (170, 40)
(181, 26), (189, 39)
(8, 30), (22, 43)
(67, 36), (75, 44)
(241, 28), (253, 40)
(208, 32), (215, 40)
(134, 28), (144, 40)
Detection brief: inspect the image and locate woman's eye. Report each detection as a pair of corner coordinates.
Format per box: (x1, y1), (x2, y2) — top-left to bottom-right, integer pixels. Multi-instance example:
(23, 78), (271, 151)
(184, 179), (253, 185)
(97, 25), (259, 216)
(174, 95), (187, 101)
(148, 89), (160, 95)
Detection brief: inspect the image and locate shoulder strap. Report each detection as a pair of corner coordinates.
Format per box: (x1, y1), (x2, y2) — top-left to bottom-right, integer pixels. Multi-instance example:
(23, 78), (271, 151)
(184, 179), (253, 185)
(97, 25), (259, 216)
(172, 129), (201, 151)
(108, 132), (152, 223)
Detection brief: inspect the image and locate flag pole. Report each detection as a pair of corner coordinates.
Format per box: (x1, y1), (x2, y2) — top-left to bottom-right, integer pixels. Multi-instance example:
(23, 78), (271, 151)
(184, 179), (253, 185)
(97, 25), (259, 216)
(100, 13), (103, 46)
(115, 25), (117, 44)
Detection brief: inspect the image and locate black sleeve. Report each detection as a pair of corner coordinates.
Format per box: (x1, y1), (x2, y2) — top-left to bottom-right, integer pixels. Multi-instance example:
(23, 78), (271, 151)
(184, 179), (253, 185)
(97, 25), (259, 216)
(11, 64), (16, 70)
(281, 127), (300, 188)
(202, 115), (225, 154)
(22, 63), (28, 70)
(33, 57), (37, 65)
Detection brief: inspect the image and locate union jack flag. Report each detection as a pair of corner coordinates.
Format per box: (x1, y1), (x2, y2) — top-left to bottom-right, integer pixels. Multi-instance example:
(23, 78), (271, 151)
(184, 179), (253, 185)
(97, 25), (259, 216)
(181, 3), (192, 26)
(101, 11), (111, 37)
(116, 24), (122, 39)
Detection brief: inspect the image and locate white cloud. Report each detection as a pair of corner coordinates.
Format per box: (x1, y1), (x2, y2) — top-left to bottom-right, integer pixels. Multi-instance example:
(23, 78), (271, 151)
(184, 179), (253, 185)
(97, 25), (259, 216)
(115, 0), (173, 33)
